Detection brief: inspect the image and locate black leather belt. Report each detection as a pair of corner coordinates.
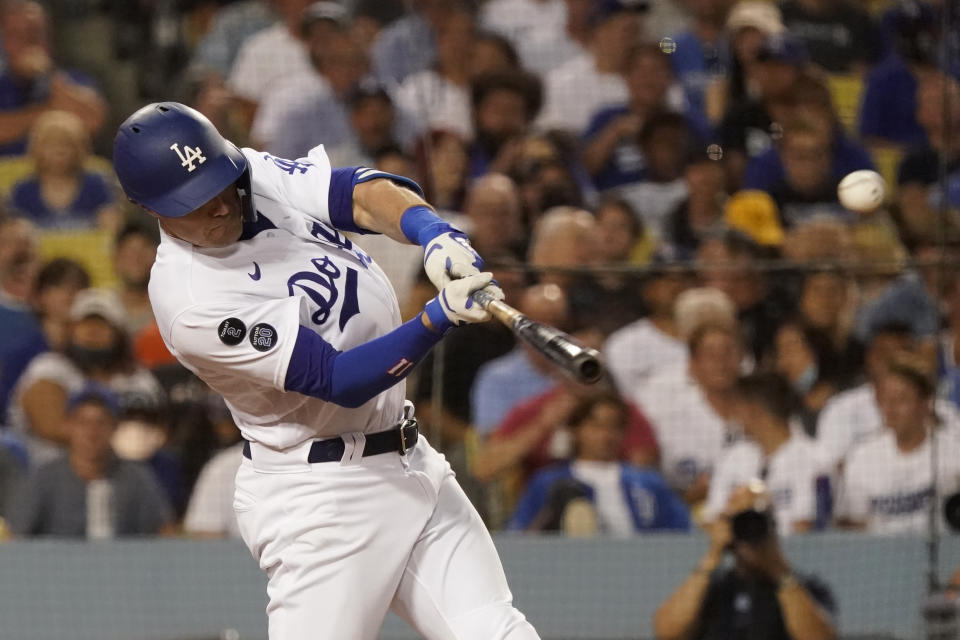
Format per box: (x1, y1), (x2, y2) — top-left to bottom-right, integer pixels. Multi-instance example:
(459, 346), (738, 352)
(242, 420), (419, 463)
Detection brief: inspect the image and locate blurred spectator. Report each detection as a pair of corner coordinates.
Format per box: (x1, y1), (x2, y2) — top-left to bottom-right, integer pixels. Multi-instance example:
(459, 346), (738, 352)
(228, 0), (314, 119)
(816, 322), (925, 467)
(113, 223), (159, 337)
(665, 145), (727, 258)
(510, 136), (584, 220)
(253, 5), (369, 157)
(9, 110), (121, 232)
(467, 71), (544, 180)
(837, 357), (960, 533)
(12, 288), (164, 468)
(471, 31), (521, 78)
(939, 272), (960, 411)
(31, 257), (89, 352)
(371, 0), (457, 86)
(188, 0), (277, 79)
(324, 80), (411, 166)
(508, 394), (689, 535)
(462, 173), (527, 260)
(779, 0), (880, 74)
(589, 199), (650, 333)
(8, 385), (172, 538)
(704, 1), (785, 125)
(704, 373), (829, 534)
(859, 1), (939, 147)
(0, 440), (24, 521)
(414, 129), (470, 213)
(537, 0), (647, 134)
(654, 483), (836, 640)
(896, 72), (960, 245)
(795, 268), (858, 376)
(0, 219), (44, 419)
(471, 284), (568, 435)
(667, 0), (734, 128)
(473, 373), (659, 486)
(743, 75), (876, 223)
(515, 0), (593, 75)
(394, 6), (476, 139)
(581, 43), (687, 192)
(604, 259), (692, 393)
(697, 230), (792, 361)
(479, 0), (566, 56)
(0, 0), (106, 156)
(183, 440), (243, 538)
(771, 320), (842, 434)
(635, 321), (743, 503)
(717, 34), (807, 189)
(618, 112), (697, 244)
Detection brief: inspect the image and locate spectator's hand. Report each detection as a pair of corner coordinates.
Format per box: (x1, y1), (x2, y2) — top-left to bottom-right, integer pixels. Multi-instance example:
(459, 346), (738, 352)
(707, 515), (733, 555)
(13, 47), (51, 79)
(49, 73), (106, 132)
(489, 137), (525, 175)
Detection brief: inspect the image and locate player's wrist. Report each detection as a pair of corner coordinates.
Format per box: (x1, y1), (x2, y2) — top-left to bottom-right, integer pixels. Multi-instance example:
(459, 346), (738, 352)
(400, 205), (457, 246)
(423, 298), (454, 334)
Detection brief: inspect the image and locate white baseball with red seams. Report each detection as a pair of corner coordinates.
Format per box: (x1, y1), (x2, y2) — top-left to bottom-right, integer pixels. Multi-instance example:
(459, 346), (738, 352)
(149, 144), (540, 640)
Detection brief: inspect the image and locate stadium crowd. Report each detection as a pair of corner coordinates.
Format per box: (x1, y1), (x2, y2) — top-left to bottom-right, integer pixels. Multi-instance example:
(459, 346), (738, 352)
(0, 0), (956, 565)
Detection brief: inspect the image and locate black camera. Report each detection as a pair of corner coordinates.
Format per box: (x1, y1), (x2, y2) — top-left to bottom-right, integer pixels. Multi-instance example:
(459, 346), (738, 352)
(944, 493), (960, 533)
(731, 508), (775, 544)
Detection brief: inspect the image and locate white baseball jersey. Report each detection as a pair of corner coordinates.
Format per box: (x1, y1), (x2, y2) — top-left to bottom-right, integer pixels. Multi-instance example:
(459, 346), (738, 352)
(149, 145), (406, 450)
(836, 427), (960, 534)
(816, 382), (960, 468)
(633, 368), (737, 492)
(603, 318), (688, 395)
(703, 430), (831, 535)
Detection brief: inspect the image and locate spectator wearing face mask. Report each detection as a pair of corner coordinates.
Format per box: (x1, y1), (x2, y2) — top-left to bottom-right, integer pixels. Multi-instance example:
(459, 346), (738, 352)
(771, 320), (842, 435)
(10, 288), (163, 469)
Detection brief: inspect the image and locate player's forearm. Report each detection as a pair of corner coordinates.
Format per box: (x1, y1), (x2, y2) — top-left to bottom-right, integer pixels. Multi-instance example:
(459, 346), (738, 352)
(352, 179), (430, 243)
(285, 315), (445, 409)
(777, 581), (836, 640)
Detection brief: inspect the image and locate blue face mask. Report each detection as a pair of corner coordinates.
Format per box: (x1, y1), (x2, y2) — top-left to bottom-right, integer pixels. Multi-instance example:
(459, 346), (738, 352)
(793, 364), (819, 395)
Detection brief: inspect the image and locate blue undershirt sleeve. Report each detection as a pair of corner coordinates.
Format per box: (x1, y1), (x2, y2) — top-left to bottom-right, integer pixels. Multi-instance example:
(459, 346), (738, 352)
(284, 315), (442, 408)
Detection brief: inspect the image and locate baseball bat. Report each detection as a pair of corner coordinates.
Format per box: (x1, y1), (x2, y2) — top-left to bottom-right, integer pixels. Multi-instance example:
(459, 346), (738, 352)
(471, 289), (604, 385)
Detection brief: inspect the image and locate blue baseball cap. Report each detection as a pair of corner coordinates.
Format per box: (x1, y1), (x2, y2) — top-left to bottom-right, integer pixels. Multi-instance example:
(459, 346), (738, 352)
(756, 33), (809, 66)
(67, 384), (121, 418)
(591, 0), (650, 27)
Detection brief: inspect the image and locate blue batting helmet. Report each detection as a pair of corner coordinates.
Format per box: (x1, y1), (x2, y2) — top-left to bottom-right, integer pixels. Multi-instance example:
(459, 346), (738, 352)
(113, 102), (249, 218)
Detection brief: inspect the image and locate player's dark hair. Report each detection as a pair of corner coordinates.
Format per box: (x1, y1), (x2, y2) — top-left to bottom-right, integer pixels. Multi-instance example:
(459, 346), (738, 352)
(734, 372), (799, 424)
(567, 394), (629, 430)
(470, 70), (543, 122)
(34, 258), (90, 296)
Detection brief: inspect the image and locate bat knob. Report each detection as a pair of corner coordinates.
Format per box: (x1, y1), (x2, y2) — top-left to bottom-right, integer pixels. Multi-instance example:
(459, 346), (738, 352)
(574, 348), (604, 384)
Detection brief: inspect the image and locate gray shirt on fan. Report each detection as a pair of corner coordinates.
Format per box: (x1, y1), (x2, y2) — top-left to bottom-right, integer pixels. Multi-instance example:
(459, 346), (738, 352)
(8, 456), (171, 538)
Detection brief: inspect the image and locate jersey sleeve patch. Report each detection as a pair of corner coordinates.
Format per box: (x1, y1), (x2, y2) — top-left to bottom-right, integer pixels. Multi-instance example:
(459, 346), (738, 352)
(218, 318), (247, 345)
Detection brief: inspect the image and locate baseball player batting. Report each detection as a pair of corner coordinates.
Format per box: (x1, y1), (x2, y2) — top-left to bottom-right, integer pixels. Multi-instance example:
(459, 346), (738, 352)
(113, 103), (540, 640)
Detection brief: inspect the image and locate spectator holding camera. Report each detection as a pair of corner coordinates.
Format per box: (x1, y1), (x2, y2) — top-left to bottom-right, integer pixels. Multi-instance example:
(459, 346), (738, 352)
(654, 483), (837, 640)
(704, 373), (829, 535)
(508, 394), (688, 535)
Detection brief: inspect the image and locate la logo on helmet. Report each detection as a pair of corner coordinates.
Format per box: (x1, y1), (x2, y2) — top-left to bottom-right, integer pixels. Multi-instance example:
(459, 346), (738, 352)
(169, 142), (207, 172)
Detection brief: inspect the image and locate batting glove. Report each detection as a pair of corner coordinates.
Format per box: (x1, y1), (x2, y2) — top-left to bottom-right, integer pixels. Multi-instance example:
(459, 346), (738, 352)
(423, 231), (484, 291)
(423, 272), (504, 332)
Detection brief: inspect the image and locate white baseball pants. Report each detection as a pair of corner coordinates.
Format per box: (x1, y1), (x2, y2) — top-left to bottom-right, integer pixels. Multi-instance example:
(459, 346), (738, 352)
(233, 434), (540, 640)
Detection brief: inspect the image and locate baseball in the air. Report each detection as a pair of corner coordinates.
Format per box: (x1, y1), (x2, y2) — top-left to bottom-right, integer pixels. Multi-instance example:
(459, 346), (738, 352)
(838, 170), (886, 214)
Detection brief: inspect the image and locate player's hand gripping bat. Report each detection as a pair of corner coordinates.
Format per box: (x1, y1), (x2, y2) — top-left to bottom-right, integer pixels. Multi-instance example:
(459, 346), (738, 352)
(470, 289), (604, 384)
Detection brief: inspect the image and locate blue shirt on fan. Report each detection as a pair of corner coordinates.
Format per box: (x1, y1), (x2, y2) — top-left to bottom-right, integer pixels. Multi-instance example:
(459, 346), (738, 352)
(9, 172), (115, 230)
(0, 70), (97, 156)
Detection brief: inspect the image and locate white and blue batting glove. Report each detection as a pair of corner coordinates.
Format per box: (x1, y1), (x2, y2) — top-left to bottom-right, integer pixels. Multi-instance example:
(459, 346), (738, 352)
(424, 272), (504, 332)
(423, 230), (484, 291)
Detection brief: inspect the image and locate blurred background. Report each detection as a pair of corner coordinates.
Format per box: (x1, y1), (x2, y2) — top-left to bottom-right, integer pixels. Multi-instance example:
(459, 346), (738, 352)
(0, 0), (960, 638)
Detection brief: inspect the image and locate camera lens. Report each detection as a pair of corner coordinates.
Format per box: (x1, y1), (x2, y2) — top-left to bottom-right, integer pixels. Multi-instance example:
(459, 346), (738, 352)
(731, 509), (772, 544)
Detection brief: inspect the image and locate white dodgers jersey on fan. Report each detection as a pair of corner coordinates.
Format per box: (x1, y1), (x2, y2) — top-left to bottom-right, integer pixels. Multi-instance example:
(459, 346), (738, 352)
(149, 145), (407, 449)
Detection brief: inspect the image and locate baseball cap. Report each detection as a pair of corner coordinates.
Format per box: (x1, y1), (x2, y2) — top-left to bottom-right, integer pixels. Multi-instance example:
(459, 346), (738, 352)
(591, 0), (650, 27)
(67, 383), (121, 418)
(755, 33), (809, 66)
(724, 190), (784, 246)
(69, 288), (128, 329)
(301, 1), (348, 33)
(726, 2), (785, 36)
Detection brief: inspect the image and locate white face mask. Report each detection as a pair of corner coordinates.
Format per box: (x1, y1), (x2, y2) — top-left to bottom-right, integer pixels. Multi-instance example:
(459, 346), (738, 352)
(793, 364), (819, 396)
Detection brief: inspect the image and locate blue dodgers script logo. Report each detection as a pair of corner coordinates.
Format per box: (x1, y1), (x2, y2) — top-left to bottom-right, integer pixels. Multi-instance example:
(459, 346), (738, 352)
(286, 256), (360, 331)
(250, 323), (278, 352)
(870, 487), (934, 516)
